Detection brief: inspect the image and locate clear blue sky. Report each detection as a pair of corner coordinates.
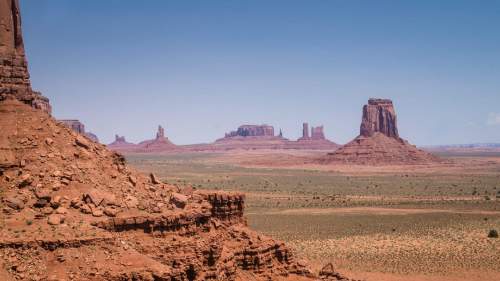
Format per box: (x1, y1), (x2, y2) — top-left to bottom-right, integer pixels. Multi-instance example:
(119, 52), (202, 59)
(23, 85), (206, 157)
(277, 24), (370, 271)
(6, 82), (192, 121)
(20, 0), (500, 145)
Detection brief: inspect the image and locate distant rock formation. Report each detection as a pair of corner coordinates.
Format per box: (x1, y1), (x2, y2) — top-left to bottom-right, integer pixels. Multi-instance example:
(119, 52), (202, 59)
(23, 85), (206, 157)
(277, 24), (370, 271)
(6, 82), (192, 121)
(302, 123), (310, 139)
(107, 126), (178, 153)
(107, 135), (137, 151)
(321, 98), (438, 165)
(311, 126), (325, 140)
(224, 124), (275, 138)
(293, 122), (338, 149)
(58, 119), (99, 143)
(138, 125), (176, 150)
(0, 0), (51, 113)
(184, 123), (339, 151)
(298, 123), (327, 141)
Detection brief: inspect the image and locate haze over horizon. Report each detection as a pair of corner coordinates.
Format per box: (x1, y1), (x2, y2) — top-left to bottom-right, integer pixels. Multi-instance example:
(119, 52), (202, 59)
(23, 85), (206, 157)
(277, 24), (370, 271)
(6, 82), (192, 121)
(20, 0), (500, 145)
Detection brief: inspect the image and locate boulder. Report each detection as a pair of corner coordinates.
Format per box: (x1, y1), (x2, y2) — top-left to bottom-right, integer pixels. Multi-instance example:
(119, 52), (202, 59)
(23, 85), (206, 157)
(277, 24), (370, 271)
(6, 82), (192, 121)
(83, 190), (117, 206)
(150, 173), (160, 184)
(171, 193), (188, 209)
(4, 197), (25, 210)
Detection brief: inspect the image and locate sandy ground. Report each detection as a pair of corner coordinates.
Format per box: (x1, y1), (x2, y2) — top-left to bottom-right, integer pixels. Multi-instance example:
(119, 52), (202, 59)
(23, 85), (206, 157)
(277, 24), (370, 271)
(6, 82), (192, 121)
(262, 206), (500, 216)
(124, 150), (500, 281)
(209, 149), (500, 175)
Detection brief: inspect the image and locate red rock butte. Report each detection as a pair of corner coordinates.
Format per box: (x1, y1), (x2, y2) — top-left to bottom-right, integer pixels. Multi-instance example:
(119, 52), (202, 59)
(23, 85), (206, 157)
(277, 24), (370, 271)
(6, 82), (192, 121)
(321, 98), (439, 165)
(182, 123), (339, 151)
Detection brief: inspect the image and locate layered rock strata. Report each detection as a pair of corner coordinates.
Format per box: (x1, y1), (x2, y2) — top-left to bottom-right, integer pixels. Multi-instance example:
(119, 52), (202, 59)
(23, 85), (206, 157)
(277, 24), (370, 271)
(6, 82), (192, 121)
(0, 0), (51, 113)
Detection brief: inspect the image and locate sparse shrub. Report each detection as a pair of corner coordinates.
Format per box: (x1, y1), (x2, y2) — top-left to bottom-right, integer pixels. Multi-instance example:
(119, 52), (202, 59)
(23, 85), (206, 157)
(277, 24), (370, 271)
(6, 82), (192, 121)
(26, 219), (32, 225)
(488, 229), (498, 238)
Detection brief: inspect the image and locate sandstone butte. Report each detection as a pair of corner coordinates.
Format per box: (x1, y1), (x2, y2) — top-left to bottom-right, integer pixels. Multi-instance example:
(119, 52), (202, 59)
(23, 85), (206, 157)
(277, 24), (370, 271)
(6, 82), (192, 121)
(320, 98), (439, 165)
(181, 124), (339, 152)
(0, 1), (354, 280)
(109, 124), (340, 153)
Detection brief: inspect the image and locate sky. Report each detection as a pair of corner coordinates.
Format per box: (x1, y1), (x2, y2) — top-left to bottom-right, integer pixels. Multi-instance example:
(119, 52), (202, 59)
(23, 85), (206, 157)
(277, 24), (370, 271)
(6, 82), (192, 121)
(19, 0), (500, 145)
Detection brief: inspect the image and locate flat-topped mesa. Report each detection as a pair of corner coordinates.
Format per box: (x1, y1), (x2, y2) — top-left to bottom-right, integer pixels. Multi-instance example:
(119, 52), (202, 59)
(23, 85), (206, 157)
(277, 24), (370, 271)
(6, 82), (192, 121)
(0, 0), (51, 113)
(225, 124), (275, 138)
(360, 98), (398, 138)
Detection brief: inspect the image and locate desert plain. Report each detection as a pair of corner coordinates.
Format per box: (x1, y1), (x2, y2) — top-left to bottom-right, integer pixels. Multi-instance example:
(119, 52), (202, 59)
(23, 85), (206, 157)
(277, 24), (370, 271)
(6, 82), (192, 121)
(125, 149), (500, 281)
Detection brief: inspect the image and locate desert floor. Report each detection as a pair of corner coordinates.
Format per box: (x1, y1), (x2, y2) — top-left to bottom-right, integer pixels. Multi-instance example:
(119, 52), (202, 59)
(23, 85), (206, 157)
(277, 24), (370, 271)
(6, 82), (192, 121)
(124, 150), (500, 281)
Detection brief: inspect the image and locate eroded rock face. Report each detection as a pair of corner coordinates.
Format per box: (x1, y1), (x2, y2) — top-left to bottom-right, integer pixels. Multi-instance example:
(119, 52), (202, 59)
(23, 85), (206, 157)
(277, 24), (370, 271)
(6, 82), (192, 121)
(0, 0), (51, 113)
(360, 98), (398, 138)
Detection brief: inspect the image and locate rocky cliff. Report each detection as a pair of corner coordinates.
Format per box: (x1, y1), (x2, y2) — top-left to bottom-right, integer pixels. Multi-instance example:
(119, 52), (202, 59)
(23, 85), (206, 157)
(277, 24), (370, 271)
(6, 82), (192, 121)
(0, 0), (50, 113)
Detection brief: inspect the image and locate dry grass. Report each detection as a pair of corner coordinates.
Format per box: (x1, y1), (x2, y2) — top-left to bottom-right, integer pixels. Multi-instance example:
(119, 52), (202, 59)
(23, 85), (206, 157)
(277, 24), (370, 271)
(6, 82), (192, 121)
(124, 150), (500, 280)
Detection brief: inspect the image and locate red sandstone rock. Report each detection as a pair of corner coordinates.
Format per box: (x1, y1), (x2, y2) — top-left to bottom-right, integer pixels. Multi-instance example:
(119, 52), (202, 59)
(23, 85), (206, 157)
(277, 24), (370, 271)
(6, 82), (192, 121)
(107, 134), (138, 151)
(225, 124), (275, 138)
(321, 98), (439, 165)
(311, 126), (326, 140)
(0, 0), (51, 113)
(0, 3), (352, 277)
(135, 125), (178, 152)
(360, 98), (398, 138)
(1, 99), (350, 281)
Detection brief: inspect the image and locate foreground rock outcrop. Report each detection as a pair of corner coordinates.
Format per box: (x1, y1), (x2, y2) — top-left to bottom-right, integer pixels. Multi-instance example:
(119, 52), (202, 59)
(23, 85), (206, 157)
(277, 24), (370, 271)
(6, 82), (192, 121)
(0, 2), (351, 280)
(0, 0), (50, 113)
(321, 98), (438, 165)
(0, 98), (354, 281)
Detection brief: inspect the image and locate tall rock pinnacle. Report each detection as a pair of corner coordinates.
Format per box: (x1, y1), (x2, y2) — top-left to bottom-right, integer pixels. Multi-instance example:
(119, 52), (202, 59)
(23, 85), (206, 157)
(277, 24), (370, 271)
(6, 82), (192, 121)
(0, 0), (51, 113)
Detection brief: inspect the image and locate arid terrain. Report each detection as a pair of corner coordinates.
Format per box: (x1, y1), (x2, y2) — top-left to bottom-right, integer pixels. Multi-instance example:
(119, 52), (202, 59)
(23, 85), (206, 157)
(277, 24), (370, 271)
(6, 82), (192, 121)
(125, 150), (500, 281)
